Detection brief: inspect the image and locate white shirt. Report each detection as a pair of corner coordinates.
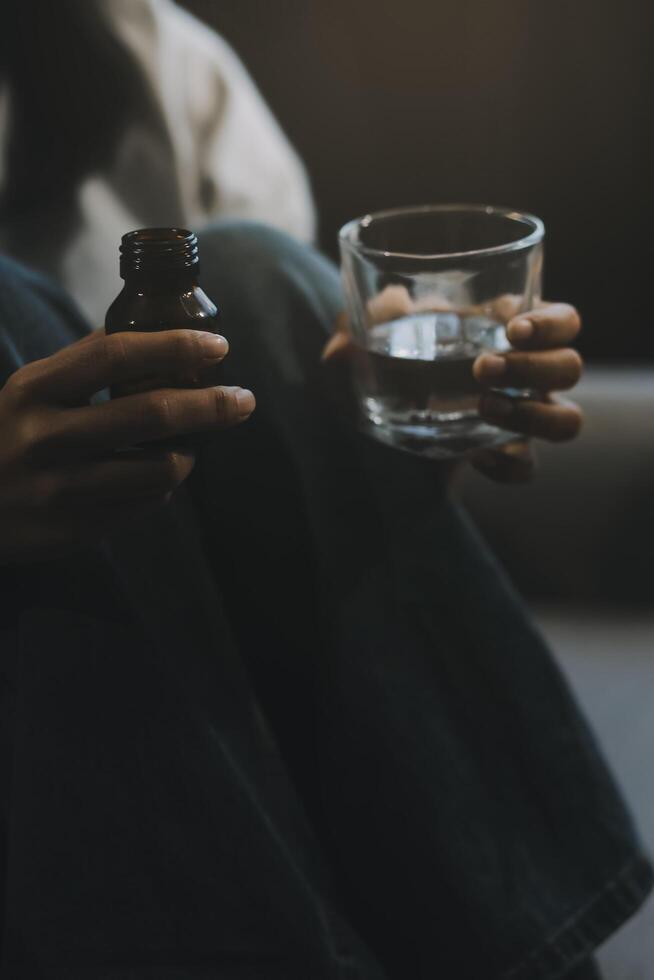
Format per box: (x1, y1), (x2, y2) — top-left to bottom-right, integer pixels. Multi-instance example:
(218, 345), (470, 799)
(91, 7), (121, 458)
(0, 0), (316, 325)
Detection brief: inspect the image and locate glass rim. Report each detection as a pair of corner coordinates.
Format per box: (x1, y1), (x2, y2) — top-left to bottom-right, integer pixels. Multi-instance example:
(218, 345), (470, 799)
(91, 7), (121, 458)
(338, 203), (545, 261)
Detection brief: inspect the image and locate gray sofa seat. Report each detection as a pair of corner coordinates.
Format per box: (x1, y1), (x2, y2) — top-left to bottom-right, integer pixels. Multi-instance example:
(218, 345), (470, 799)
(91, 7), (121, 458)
(458, 368), (654, 980)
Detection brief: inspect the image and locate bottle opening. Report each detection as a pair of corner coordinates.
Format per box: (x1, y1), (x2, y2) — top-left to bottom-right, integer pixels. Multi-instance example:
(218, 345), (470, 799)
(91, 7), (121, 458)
(120, 228), (199, 276)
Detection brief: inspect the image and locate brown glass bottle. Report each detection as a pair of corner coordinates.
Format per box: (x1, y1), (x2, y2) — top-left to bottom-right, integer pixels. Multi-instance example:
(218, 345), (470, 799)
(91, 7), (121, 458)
(105, 228), (221, 392)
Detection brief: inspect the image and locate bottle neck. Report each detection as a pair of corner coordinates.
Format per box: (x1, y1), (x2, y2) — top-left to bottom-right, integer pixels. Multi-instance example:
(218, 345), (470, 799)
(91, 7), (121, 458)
(119, 227), (199, 280)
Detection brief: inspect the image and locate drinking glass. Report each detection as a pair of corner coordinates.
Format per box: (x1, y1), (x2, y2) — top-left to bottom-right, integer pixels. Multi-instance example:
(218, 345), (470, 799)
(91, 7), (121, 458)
(339, 204), (544, 458)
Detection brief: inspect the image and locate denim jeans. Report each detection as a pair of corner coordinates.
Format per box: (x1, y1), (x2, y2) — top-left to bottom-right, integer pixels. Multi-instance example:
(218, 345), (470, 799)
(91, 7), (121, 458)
(0, 224), (650, 979)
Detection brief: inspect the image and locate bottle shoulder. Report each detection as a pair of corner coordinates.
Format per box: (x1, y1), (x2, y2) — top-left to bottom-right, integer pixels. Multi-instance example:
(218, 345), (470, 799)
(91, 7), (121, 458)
(105, 283), (219, 334)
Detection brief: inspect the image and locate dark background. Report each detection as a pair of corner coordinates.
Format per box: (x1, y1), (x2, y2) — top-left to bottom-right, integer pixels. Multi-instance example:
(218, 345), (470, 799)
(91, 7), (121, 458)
(181, 0), (651, 360)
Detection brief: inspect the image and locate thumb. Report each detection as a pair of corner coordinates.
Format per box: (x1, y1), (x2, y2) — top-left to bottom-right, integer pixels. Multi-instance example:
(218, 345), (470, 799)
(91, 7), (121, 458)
(322, 312), (352, 363)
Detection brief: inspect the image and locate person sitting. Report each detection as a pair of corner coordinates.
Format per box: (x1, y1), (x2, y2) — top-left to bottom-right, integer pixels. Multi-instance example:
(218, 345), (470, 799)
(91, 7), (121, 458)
(0, 3), (650, 978)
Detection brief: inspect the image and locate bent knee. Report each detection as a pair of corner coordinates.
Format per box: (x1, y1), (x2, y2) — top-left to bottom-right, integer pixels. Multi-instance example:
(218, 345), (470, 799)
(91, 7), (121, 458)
(198, 219), (321, 282)
(197, 219), (342, 341)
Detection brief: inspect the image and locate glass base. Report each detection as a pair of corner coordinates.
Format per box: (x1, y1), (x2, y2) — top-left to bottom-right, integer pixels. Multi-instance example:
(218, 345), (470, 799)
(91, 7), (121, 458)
(360, 414), (518, 460)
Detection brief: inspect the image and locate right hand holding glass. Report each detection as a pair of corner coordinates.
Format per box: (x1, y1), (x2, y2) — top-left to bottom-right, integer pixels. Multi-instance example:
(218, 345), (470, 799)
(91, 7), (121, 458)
(323, 289), (584, 484)
(471, 302), (583, 482)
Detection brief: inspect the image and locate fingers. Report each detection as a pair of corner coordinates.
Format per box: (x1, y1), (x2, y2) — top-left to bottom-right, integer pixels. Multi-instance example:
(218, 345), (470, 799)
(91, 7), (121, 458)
(488, 294), (522, 323)
(471, 441), (535, 484)
(10, 329), (230, 404)
(474, 347), (583, 392)
(322, 313), (351, 362)
(506, 303), (581, 349)
(366, 285), (413, 325)
(366, 285), (456, 326)
(62, 448), (196, 501)
(74, 326), (106, 346)
(479, 393), (583, 442)
(322, 331), (355, 364)
(28, 385), (256, 458)
(321, 313), (372, 371)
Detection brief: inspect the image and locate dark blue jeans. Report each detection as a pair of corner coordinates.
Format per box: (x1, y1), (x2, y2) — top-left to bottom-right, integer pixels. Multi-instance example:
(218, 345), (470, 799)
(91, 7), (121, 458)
(0, 224), (649, 979)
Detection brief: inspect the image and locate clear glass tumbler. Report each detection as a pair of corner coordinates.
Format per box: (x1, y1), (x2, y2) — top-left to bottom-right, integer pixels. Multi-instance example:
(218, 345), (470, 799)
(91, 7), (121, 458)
(339, 204), (544, 458)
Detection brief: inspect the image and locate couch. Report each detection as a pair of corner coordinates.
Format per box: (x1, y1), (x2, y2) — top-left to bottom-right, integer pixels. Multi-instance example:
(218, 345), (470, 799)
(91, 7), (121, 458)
(458, 368), (654, 978)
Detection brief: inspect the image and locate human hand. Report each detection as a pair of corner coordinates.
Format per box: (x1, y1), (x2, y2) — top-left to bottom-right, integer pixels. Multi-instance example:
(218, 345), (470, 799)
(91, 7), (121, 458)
(322, 293), (583, 484)
(0, 329), (255, 563)
(471, 303), (583, 482)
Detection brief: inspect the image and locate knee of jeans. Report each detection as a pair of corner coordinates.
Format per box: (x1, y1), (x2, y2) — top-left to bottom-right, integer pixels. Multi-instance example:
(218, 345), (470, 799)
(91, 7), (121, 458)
(198, 219), (305, 269)
(197, 219), (342, 343)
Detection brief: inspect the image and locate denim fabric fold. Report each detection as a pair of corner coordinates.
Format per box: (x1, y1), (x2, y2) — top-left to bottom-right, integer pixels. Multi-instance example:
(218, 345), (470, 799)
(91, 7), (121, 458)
(0, 232), (650, 980)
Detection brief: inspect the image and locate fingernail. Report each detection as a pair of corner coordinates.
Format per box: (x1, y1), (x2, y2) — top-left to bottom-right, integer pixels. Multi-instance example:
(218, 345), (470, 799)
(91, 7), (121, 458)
(507, 318), (534, 343)
(200, 332), (229, 358)
(235, 388), (256, 417)
(477, 354), (506, 379)
(481, 394), (514, 418)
